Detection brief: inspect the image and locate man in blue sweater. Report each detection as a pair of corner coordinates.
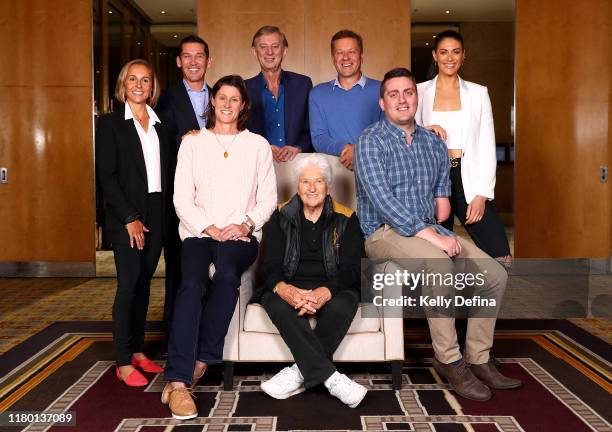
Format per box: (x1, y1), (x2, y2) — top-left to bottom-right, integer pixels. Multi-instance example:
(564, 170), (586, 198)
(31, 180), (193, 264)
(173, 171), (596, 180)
(309, 29), (381, 170)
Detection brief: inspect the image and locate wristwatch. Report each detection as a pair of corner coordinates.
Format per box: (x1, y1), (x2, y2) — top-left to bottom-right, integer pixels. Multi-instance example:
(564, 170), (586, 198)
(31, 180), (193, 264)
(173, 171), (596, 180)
(243, 218), (255, 235)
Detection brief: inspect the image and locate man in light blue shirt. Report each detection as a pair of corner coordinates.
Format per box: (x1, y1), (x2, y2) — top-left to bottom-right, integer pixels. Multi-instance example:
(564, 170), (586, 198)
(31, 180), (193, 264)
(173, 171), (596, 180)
(157, 35), (212, 148)
(309, 29), (381, 170)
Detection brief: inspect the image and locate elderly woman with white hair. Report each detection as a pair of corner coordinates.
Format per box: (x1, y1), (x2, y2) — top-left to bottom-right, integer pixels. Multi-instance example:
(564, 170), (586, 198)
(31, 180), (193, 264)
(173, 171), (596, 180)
(252, 154), (366, 408)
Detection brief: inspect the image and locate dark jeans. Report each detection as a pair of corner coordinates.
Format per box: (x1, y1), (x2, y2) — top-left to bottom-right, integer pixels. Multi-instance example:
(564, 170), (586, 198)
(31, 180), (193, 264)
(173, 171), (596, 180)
(112, 193), (163, 366)
(261, 289), (359, 388)
(165, 236), (258, 384)
(442, 162), (511, 258)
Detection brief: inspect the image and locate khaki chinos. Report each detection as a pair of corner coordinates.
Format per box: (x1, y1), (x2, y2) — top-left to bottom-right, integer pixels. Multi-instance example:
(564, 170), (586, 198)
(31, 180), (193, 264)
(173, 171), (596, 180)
(365, 225), (507, 365)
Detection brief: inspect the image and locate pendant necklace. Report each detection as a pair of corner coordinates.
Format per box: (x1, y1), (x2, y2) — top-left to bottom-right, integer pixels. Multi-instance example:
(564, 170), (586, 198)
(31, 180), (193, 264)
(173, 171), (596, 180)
(213, 131), (238, 158)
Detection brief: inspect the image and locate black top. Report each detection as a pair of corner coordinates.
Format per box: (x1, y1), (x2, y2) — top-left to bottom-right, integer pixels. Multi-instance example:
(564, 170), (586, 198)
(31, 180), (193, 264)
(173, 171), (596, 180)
(291, 212), (328, 289)
(255, 199), (363, 301)
(95, 105), (175, 245)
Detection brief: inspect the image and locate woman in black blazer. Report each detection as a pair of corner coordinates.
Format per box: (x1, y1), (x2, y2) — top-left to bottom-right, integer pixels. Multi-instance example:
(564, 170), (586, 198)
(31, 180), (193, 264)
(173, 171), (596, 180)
(96, 59), (174, 386)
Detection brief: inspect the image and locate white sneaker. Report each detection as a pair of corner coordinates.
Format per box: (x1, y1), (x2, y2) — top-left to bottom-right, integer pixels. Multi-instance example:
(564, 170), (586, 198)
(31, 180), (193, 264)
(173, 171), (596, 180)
(260, 366), (306, 399)
(325, 372), (367, 408)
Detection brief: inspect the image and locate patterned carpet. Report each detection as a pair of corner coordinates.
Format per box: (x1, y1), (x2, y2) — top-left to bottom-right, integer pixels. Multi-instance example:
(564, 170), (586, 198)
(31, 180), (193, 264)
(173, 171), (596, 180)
(0, 320), (610, 432)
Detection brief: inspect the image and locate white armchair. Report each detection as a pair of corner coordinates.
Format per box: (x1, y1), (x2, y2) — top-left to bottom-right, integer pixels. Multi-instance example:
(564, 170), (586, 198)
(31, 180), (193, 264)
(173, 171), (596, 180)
(221, 154), (405, 389)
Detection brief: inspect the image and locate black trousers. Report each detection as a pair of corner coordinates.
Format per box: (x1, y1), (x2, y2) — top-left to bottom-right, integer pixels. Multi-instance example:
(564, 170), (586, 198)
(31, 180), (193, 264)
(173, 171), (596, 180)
(442, 162), (511, 258)
(261, 289), (359, 388)
(112, 193), (163, 366)
(163, 231), (181, 334)
(165, 236), (258, 384)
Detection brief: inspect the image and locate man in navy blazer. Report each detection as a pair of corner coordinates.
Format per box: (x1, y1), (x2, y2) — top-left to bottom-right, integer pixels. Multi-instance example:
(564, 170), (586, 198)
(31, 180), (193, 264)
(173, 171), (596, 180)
(157, 35), (212, 148)
(245, 26), (313, 162)
(156, 35), (212, 334)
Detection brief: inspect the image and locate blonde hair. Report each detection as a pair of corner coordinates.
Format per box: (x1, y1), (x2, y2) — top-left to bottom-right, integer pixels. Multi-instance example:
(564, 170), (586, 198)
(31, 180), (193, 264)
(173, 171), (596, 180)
(114, 59), (160, 107)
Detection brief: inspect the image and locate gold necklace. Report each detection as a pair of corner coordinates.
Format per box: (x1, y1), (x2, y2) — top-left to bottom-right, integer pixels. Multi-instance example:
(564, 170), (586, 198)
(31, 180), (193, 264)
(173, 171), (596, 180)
(132, 109), (149, 129)
(213, 132), (239, 158)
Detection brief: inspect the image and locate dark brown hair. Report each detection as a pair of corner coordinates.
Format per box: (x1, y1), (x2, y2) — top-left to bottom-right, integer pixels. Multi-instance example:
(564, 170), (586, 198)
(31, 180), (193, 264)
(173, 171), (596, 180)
(427, 30), (464, 79)
(179, 34), (210, 58)
(205, 75), (252, 131)
(330, 29), (363, 53)
(380, 68), (416, 98)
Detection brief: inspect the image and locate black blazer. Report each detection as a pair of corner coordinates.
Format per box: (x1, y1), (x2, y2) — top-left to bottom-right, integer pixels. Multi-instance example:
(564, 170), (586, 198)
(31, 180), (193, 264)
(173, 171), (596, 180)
(245, 70), (313, 152)
(156, 81), (210, 148)
(95, 105), (175, 245)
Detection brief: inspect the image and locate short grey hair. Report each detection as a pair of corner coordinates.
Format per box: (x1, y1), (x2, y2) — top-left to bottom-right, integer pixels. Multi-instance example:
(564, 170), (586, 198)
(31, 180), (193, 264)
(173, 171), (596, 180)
(293, 154), (333, 185)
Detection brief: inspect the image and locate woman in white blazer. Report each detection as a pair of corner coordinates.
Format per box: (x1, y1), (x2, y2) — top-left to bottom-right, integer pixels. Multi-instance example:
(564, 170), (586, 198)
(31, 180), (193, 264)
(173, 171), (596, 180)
(415, 30), (511, 268)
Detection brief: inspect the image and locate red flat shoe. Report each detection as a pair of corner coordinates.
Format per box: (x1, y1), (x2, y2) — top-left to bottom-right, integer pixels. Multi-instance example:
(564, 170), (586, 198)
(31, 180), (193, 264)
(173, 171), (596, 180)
(132, 357), (164, 373)
(116, 367), (148, 387)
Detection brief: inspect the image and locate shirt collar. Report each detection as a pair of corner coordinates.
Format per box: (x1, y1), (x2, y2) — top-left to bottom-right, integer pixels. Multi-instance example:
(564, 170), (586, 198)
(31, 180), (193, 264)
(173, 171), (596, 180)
(183, 78), (208, 94)
(258, 71), (285, 89)
(380, 116), (420, 138)
(124, 102), (161, 125)
(333, 73), (367, 89)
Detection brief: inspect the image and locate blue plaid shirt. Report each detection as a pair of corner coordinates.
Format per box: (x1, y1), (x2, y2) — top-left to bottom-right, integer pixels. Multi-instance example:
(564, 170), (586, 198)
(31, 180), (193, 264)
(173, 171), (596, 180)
(355, 118), (453, 238)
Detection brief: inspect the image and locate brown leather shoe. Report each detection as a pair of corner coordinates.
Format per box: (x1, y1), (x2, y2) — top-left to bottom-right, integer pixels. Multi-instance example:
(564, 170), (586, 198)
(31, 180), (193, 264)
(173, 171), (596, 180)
(161, 383), (197, 420)
(432, 358), (492, 401)
(471, 360), (522, 389)
(190, 367), (206, 389)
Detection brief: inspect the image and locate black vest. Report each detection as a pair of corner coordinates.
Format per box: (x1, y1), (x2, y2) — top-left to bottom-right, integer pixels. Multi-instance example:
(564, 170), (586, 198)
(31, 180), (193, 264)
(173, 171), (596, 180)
(278, 195), (351, 281)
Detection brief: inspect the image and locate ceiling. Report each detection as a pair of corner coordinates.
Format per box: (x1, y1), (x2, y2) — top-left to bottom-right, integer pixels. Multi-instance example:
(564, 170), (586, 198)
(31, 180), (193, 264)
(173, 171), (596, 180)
(132, 0), (196, 46)
(412, 0), (515, 23)
(132, 0), (514, 47)
(132, 0), (196, 23)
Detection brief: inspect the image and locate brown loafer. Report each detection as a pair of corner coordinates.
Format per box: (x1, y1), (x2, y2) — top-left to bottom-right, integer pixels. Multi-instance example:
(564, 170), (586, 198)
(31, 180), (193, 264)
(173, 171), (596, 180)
(471, 360), (522, 389)
(191, 368), (206, 389)
(432, 358), (492, 401)
(161, 383), (197, 420)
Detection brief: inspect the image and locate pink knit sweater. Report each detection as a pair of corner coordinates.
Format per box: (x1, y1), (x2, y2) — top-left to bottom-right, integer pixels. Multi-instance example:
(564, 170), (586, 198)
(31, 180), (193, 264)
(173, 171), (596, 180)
(173, 128), (277, 241)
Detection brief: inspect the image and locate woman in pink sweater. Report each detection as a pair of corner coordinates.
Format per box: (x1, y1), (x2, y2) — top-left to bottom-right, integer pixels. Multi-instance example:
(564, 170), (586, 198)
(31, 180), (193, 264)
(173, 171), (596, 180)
(162, 75), (277, 420)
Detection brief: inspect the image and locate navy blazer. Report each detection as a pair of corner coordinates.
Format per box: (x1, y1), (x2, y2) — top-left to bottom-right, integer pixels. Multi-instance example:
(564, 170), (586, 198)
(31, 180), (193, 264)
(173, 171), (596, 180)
(95, 105), (175, 245)
(156, 81), (210, 148)
(245, 70), (313, 152)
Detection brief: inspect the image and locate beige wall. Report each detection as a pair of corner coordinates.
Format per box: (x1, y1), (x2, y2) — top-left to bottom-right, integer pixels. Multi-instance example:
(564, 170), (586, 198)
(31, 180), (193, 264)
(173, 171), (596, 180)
(198, 0), (411, 85)
(515, 0), (611, 258)
(0, 0), (95, 268)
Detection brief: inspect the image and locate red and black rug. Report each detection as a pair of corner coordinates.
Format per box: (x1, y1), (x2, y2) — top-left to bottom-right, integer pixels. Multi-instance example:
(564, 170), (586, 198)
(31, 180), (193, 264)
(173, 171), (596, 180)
(0, 320), (610, 432)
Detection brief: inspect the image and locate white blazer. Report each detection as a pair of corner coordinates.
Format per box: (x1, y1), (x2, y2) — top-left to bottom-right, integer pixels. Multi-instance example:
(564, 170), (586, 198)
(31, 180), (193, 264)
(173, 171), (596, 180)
(415, 75), (497, 202)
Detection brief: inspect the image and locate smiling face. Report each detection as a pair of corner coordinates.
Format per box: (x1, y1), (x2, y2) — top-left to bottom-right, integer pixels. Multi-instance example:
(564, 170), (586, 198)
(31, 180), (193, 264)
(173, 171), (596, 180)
(252, 32), (286, 73)
(298, 164), (328, 212)
(177, 42), (210, 88)
(332, 37), (363, 81)
(380, 76), (418, 128)
(124, 64), (153, 105)
(211, 85), (245, 127)
(432, 37), (465, 77)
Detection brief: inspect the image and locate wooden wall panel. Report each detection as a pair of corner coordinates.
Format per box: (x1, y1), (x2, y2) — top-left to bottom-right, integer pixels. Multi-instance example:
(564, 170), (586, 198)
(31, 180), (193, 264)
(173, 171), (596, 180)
(0, 0), (94, 263)
(515, 0), (611, 258)
(304, 0), (410, 85)
(198, 0), (410, 86)
(198, 0), (306, 84)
